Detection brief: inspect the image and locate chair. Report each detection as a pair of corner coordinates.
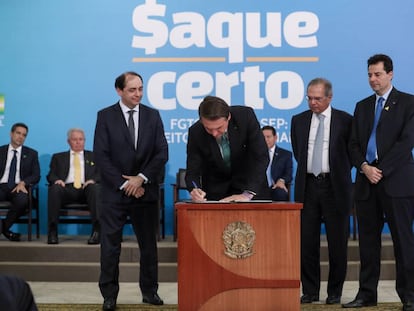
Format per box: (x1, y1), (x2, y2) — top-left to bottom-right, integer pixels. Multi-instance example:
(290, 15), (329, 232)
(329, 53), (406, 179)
(56, 183), (166, 241)
(0, 184), (40, 241)
(58, 203), (91, 225)
(48, 182), (97, 229)
(172, 168), (187, 241)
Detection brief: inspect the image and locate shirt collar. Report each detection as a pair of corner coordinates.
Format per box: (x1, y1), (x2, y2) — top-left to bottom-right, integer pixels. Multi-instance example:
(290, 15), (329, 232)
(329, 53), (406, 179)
(8, 144), (22, 153)
(70, 149), (84, 155)
(119, 100), (139, 114)
(312, 104), (332, 120)
(377, 85), (393, 103)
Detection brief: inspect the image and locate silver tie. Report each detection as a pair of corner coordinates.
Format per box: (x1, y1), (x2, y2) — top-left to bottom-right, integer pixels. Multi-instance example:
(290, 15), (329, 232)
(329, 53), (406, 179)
(311, 114), (325, 176)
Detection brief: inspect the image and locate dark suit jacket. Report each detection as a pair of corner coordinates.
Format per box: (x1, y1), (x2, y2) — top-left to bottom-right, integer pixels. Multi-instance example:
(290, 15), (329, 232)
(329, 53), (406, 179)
(0, 145), (40, 186)
(185, 106), (269, 200)
(350, 87), (414, 199)
(291, 108), (353, 214)
(93, 102), (168, 203)
(46, 150), (99, 184)
(270, 146), (293, 185)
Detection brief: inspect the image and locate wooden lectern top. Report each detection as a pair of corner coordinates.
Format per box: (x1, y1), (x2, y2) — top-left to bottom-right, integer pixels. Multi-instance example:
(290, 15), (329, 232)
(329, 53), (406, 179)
(176, 201), (302, 211)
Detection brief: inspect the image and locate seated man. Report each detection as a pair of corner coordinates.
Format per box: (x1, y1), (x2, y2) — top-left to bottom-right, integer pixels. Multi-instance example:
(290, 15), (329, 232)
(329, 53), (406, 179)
(262, 125), (293, 201)
(0, 123), (40, 242)
(47, 128), (100, 245)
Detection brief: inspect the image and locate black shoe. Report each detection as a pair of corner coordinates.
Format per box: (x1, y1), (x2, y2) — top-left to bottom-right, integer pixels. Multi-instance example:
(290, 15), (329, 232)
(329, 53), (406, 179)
(326, 295), (341, 304)
(47, 231), (59, 244)
(342, 298), (377, 308)
(87, 231), (100, 245)
(403, 301), (414, 311)
(142, 292), (164, 305)
(300, 294), (319, 304)
(102, 297), (116, 310)
(3, 230), (21, 242)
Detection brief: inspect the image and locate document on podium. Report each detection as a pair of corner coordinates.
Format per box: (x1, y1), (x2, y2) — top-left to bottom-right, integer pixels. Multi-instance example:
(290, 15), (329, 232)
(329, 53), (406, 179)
(184, 199), (273, 203)
(235, 200), (273, 203)
(183, 200), (228, 203)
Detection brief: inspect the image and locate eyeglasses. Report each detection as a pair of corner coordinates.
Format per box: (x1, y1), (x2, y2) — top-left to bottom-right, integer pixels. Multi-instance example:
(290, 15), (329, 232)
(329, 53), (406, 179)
(306, 96), (326, 102)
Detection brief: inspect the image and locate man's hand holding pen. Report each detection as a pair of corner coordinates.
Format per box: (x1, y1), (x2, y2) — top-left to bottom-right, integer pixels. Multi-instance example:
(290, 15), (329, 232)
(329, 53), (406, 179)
(191, 181), (206, 202)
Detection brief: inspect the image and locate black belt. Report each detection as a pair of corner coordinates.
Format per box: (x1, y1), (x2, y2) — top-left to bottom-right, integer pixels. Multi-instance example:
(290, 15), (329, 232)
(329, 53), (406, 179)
(307, 173), (330, 180)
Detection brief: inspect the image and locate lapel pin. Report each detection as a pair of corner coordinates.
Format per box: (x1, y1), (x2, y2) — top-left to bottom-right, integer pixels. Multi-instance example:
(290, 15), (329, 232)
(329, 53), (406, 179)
(384, 106), (389, 111)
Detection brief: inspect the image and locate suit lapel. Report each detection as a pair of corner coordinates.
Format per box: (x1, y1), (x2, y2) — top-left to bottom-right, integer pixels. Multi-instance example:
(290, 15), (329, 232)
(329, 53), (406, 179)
(84, 151), (91, 179)
(272, 146), (279, 164)
(62, 152), (70, 177)
(379, 88), (398, 125)
(137, 106), (144, 150)
(227, 118), (238, 154)
(20, 146), (28, 174)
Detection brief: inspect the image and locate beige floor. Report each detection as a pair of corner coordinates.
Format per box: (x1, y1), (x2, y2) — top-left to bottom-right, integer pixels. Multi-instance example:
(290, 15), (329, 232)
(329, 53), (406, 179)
(29, 281), (400, 305)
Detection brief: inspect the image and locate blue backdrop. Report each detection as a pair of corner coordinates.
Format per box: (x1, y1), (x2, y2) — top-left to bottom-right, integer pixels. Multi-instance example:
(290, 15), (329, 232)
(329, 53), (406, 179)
(1, 0), (413, 236)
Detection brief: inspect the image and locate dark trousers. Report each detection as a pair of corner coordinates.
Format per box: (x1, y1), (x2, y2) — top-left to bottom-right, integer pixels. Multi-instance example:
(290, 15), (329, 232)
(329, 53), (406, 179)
(271, 187), (289, 201)
(0, 183), (29, 231)
(47, 183), (99, 232)
(301, 175), (349, 297)
(355, 180), (414, 303)
(99, 199), (159, 300)
(0, 274), (38, 311)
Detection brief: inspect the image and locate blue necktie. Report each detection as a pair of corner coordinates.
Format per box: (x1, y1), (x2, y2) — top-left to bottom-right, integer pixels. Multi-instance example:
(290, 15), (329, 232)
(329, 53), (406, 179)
(366, 97), (384, 163)
(311, 114), (325, 176)
(267, 149), (273, 186)
(8, 150), (17, 188)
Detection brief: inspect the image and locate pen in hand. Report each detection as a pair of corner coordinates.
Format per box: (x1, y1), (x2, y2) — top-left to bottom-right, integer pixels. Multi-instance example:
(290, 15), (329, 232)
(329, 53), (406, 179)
(191, 181), (206, 201)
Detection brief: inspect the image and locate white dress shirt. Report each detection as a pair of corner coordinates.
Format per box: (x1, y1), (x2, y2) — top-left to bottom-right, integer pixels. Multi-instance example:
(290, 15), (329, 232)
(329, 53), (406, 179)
(0, 145), (23, 184)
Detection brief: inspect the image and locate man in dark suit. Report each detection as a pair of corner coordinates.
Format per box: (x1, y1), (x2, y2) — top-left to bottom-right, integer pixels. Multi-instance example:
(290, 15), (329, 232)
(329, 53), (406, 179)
(46, 128), (100, 245)
(262, 125), (293, 201)
(343, 54), (414, 311)
(291, 78), (352, 305)
(185, 95), (269, 202)
(0, 122), (40, 242)
(0, 274), (38, 311)
(94, 71), (168, 311)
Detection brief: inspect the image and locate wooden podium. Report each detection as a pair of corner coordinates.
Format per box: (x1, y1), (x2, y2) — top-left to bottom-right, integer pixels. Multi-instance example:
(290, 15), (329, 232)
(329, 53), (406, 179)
(176, 201), (302, 311)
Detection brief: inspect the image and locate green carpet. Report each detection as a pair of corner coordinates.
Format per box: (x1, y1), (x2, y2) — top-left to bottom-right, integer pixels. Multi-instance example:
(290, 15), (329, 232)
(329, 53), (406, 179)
(301, 302), (402, 310)
(37, 303), (402, 310)
(37, 304), (177, 311)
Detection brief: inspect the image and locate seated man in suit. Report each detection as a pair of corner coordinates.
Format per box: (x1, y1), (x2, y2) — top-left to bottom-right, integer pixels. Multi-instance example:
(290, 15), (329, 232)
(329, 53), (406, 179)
(262, 125), (293, 201)
(0, 122), (40, 242)
(47, 128), (100, 245)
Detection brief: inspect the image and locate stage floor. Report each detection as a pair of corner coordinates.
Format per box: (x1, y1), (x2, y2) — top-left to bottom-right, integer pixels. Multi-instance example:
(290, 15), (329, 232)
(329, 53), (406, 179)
(29, 281), (400, 305)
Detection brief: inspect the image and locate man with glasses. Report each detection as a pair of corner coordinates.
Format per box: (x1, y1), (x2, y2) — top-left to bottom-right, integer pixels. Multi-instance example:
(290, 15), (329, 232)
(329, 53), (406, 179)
(291, 78), (353, 305)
